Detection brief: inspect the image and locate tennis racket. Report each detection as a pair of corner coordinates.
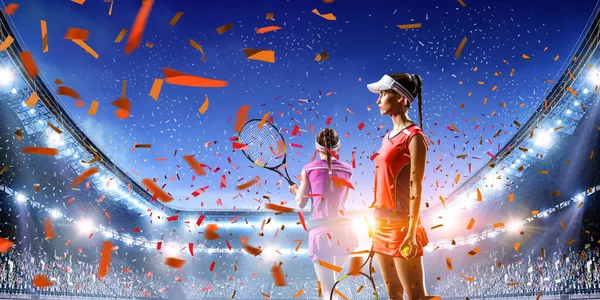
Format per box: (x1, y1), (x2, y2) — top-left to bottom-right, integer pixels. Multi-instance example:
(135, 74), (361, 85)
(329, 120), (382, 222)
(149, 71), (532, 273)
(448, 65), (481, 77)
(238, 118), (295, 186)
(330, 246), (379, 300)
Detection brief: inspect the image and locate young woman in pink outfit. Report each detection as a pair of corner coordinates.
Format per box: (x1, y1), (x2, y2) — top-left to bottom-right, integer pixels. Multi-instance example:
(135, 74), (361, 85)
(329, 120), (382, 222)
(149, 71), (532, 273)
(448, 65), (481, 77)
(288, 128), (358, 300)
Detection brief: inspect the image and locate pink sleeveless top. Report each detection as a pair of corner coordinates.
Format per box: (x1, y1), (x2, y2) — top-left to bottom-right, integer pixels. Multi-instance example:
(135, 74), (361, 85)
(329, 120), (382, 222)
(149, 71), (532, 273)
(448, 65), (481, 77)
(302, 159), (353, 221)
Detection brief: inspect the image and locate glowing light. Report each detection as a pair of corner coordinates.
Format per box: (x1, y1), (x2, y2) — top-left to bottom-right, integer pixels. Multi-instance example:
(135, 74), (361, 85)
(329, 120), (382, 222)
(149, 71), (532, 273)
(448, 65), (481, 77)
(508, 221), (521, 232)
(15, 193), (26, 203)
(11, 88), (16, 94)
(50, 209), (61, 219)
(0, 68), (13, 85)
(566, 109), (572, 115)
(534, 130), (552, 148)
(165, 244), (180, 257)
(576, 194), (584, 201)
(583, 88), (589, 94)
(47, 132), (64, 147)
(78, 219), (94, 234)
(102, 231), (112, 238)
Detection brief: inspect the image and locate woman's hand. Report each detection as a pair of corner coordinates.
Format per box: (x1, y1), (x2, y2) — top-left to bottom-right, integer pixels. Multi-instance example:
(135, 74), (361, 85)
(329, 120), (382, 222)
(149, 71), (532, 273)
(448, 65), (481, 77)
(288, 183), (299, 196)
(399, 232), (418, 259)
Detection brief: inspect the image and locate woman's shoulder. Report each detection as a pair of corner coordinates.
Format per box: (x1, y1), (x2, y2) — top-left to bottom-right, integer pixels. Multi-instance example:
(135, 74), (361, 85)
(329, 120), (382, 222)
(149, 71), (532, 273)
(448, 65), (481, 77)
(333, 160), (353, 172)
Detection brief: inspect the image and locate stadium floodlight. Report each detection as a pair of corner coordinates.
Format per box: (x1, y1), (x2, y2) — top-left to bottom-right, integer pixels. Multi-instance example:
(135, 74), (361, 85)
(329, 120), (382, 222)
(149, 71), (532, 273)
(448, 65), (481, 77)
(583, 88), (589, 94)
(576, 194), (584, 201)
(78, 219), (94, 234)
(589, 70), (600, 85)
(508, 221), (521, 232)
(11, 88), (16, 94)
(0, 68), (13, 85)
(50, 209), (61, 219)
(534, 129), (553, 148)
(15, 193), (26, 203)
(102, 231), (112, 238)
(566, 109), (572, 115)
(47, 132), (64, 147)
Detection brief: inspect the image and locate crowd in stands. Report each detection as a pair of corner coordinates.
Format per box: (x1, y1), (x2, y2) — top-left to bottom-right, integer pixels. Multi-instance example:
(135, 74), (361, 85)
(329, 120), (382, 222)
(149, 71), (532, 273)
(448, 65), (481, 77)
(1, 243), (599, 299)
(433, 245), (600, 299)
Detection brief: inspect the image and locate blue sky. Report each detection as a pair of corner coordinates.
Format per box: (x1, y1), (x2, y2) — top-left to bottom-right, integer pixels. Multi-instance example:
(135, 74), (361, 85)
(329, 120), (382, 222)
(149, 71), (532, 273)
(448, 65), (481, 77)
(5, 0), (598, 211)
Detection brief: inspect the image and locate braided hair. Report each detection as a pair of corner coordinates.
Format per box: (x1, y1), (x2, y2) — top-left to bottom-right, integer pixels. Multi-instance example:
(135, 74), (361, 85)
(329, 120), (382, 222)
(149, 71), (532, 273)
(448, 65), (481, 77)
(390, 73), (424, 129)
(316, 128), (339, 191)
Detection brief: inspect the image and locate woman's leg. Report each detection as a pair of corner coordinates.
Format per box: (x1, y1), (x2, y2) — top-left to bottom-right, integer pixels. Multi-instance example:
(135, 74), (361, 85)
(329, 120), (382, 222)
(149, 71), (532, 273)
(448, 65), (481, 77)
(394, 256), (430, 300)
(376, 253), (404, 300)
(313, 254), (338, 300)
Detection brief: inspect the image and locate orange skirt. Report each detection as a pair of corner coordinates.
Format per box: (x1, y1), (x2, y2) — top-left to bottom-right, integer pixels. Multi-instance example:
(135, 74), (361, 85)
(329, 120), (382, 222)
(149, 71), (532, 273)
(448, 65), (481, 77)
(372, 217), (429, 258)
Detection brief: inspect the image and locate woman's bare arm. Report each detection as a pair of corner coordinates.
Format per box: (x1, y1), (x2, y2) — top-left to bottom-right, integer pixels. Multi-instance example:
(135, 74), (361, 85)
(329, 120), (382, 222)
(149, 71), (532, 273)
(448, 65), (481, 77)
(407, 134), (427, 235)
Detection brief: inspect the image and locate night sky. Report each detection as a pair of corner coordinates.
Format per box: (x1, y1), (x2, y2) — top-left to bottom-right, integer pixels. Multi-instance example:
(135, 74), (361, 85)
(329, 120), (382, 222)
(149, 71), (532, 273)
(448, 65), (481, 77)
(4, 0), (598, 211)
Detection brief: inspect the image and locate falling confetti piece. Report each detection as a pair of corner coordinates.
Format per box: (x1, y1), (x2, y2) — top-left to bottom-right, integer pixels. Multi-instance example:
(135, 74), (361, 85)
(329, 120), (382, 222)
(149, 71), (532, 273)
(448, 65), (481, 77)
(98, 241), (112, 278)
(44, 218), (55, 240)
(32, 274), (52, 288)
(318, 259), (343, 272)
(4, 3), (18, 15)
(312, 8), (336, 21)
(243, 48), (275, 63)
(164, 257), (186, 268)
(72, 39), (99, 59)
(0, 35), (14, 51)
(454, 37), (468, 59)
(265, 203), (295, 213)
(169, 12), (184, 27)
(189, 39), (206, 62)
(64, 28), (89, 41)
(22, 147), (58, 156)
(163, 68), (228, 87)
(271, 264), (287, 286)
(216, 23), (233, 34)
(20, 51), (39, 79)
(71, 167), (99, 187)
(457, 0), (467, 6)
(149, 79), (163, 100)
(198, 94), (209, 114)
(0, 238), (14, 252)
(124, 0), (154, 54)
(40, 20), (48, 53)
(255, 25), (282, 34)
(115, 29), (128, 43)
(446, 258), (452, 270)
(25, 92), (40, 108)
(141, 178), (173, 202)
(397, 23), (422, 29)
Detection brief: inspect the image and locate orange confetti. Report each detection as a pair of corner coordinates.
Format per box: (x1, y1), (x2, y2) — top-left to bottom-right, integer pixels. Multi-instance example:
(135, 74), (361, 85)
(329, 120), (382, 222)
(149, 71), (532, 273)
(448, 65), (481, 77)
(115, 29), (128, 43)
(265, 203), (295, 213)
(72, 39), (99, 59)
(71, 167), (99, 187)
(4, 3), (18, 15)
(315, 50), (329, 62)
(88, 100), (99, 116)
(509, 193), (515, 202)
(255, 26), (282, 34)
(233, 104), (250, 132)
(0, 35), (14, 51)
(149, 79), (163, 101)
(236, 177), (260, 190)
(124, 0), (154, 55)
(243, 48), (275, 63)
(0, 238), (14, 252)
(20, 51), (39, 79)
(317, 259), (342, 272)
(312, 8), (336, 21)
(349, 256), (363, 276)
(294, 289), (304, 298)
(44, 218), (55, 240)
(522, 54), (531, 60)
(32, 274), (52, 288)
(22, 147), (58, 156)
(198, 94), (209, 114)
(331, 176), (354, 189)
(40, 20), (48, 53)
(476, 188), (482, 201)
(205, 224), (221, 240)
(455, 37), (468, 59)
(271, 264), (287, 286)
(216, 23), (233, 34)
(98, 241), (112, 278)
(446, 258), (452, 270)
(457, 0), (467, 6)
(71, 0), (85, 4)
(494, 222), (505, 228)
(183, 155), (206, 176)
(164, 257), (186, 269)
(25, 92), (40, 108)
(163, 68), (228, 87)
(141, 178), (173, 203)
(169, 12), (184, 27)
(397, 23), (422, 29)
(189, 39), (206, 62)
(514, 242), (521, 252)
(64, 28), (89, 41)
(466, 218), (475, 230)
(57, 86), (84, 107)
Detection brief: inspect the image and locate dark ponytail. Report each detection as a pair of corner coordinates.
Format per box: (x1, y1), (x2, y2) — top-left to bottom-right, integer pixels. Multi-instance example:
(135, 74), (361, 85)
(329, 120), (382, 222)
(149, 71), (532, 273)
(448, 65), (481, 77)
(413, 74), (423, 129)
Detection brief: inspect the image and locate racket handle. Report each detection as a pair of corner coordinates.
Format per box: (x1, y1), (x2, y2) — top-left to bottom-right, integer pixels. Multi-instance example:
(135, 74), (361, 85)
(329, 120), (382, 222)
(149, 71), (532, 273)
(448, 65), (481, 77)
(285, 177), (295, 186)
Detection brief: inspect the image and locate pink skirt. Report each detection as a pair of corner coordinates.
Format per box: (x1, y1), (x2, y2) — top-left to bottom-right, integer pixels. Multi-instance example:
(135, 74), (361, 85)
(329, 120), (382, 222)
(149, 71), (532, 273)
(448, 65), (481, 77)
(308, 218), (358, 262)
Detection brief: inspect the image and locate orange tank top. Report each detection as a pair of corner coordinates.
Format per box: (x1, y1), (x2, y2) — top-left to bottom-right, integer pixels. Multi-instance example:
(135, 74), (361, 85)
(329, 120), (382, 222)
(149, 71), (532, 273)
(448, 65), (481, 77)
(371, 124), (429, 210)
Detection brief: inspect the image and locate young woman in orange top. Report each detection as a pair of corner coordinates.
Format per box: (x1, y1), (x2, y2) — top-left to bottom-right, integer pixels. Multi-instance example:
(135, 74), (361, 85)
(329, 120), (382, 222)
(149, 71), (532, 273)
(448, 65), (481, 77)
(366, 73), (431, 300)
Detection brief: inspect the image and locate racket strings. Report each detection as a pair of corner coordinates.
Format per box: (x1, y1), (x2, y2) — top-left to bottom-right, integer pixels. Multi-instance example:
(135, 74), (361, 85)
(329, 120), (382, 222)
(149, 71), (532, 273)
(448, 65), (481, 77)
(239, 121), (285, 168)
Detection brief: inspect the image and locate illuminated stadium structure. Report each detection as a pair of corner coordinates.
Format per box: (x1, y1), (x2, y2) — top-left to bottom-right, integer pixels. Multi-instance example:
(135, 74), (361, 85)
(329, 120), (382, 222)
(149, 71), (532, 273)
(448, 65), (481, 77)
(0, 3), (599, 300)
